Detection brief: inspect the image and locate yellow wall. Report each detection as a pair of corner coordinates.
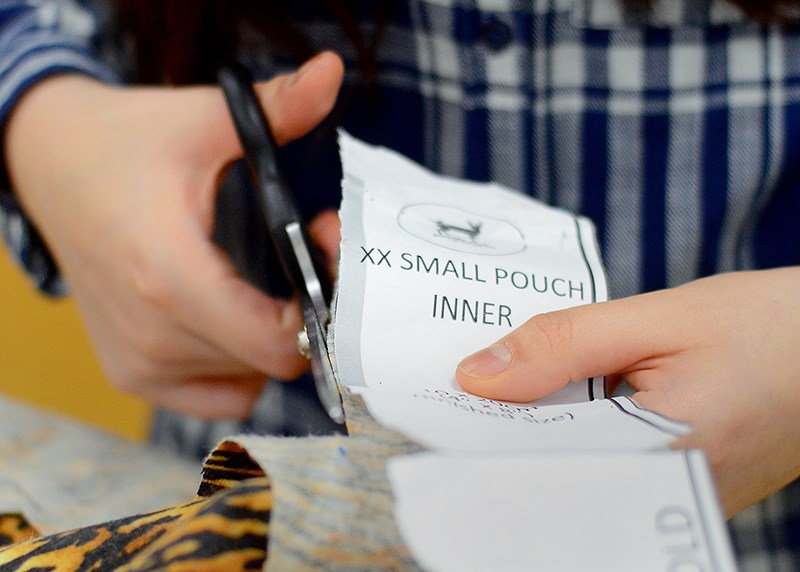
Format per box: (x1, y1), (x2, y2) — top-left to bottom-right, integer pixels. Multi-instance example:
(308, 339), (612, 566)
(0, 246), (150, 441)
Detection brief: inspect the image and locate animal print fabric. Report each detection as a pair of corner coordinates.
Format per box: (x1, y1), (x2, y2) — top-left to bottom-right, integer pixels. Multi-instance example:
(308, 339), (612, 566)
(0, 479), (271, 570)
(0, 390), (428, 571)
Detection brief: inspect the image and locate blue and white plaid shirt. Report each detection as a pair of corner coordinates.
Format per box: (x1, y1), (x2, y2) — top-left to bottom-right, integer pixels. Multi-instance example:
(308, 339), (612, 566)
(0, 1), (799, 568)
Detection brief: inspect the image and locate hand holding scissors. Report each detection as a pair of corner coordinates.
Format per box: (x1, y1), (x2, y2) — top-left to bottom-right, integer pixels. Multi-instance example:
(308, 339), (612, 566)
(219, 63), (345, 425)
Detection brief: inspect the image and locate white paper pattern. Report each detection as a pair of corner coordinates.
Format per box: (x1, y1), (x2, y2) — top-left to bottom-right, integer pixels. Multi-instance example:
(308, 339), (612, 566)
(333, 132), (737, 571)
(335, 131), (606, 403)
(388, 451), (737, 572)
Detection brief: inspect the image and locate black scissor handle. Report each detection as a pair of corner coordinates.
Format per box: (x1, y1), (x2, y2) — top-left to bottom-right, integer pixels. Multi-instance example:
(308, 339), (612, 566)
(219, 63), (331, 306)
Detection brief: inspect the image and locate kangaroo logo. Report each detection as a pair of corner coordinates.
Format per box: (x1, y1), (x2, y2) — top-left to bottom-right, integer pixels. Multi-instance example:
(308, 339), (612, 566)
(397, 204), (525, 255)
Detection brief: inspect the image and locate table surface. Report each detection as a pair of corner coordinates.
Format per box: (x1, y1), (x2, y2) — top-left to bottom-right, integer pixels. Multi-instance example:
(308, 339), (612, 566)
(0, 395), (199, 533)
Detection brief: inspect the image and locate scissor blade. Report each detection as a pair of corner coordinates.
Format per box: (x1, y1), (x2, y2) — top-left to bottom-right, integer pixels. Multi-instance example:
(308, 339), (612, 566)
(285, 222), (330, 325)
(304, 305), (344, 424)
(286, 221), (343, 423)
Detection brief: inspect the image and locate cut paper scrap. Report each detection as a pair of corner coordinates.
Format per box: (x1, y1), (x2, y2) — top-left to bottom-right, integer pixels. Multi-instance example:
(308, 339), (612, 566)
(388, 451), (737, 572)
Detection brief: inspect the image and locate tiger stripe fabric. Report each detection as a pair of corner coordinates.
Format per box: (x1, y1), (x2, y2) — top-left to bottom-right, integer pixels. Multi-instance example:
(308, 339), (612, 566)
(0, 515), (37, 547)
(0, 479), (272, 571)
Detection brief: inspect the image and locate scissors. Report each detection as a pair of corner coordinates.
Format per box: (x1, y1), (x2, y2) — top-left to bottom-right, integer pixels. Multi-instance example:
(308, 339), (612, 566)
(218, 63), (345, 425)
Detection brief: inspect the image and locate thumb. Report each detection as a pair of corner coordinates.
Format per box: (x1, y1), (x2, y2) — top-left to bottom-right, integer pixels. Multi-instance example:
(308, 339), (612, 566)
(201, 51), (344, 169)
(308, 209), (341, 270)
(456, 291), (676, 402)
(253, 51), (345, 146)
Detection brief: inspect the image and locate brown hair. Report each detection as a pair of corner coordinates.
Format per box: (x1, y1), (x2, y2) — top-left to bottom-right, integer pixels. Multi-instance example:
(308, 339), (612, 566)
(115, 0), (799, 86)
(114, 0), (394, 85)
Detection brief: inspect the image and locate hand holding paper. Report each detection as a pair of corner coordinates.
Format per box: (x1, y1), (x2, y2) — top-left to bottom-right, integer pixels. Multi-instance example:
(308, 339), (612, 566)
(334, 133), (738, 570)
(458, 267), (800, 517)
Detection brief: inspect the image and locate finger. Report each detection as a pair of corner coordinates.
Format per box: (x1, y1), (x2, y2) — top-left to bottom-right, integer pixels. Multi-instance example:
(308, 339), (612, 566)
(455, 289), (689, 402)
(170, 211), (340, 384)
(135, 374), (268, 420)
(256, 51), (345, 145)
(128, 321), (269, 380)
(203, 51), (344, 168)
(309, 209), (341, 276)
(140, 225), (309, 381)
(190, 260), (309, 381)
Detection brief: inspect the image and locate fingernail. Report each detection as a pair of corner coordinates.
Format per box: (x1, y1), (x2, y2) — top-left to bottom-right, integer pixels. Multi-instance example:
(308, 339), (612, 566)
(458, 343), (511, 378)
(288, 52), (326, 86)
